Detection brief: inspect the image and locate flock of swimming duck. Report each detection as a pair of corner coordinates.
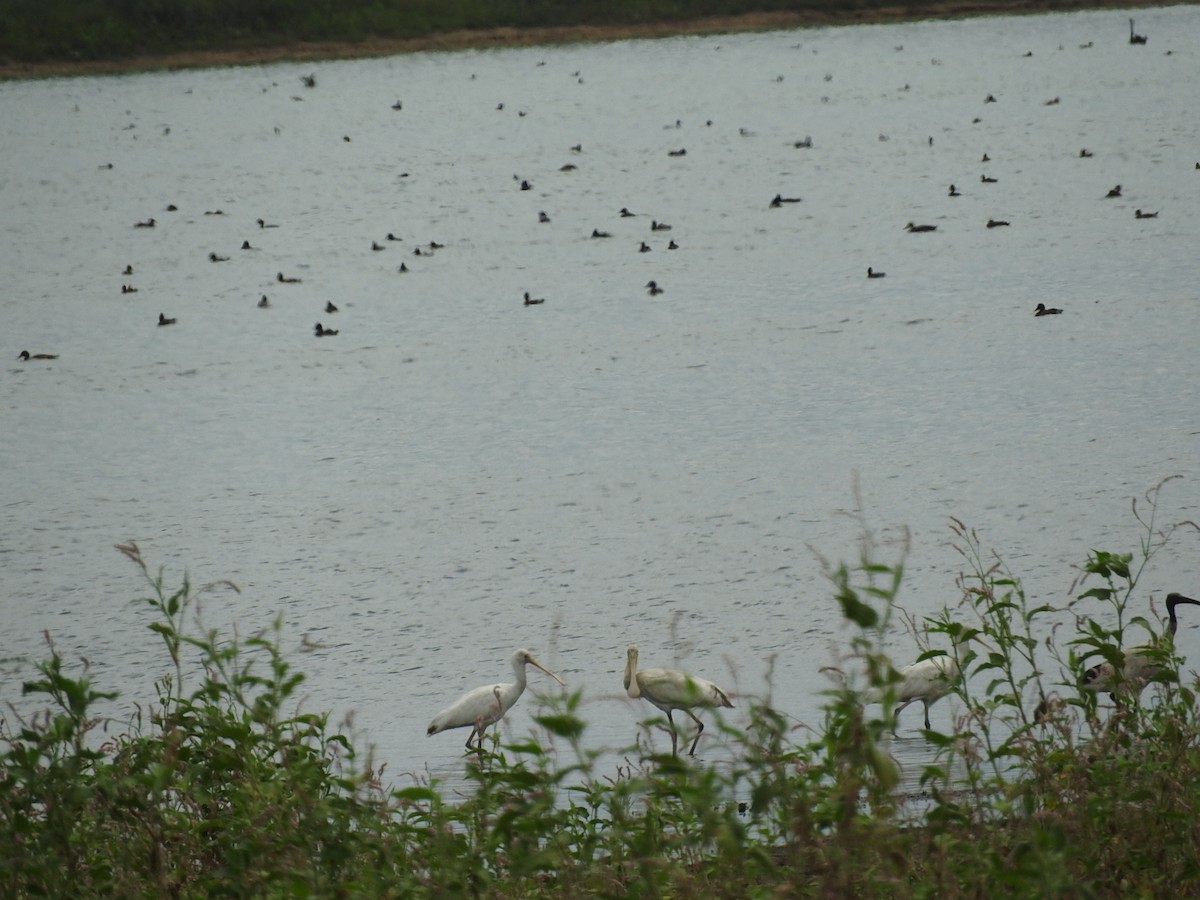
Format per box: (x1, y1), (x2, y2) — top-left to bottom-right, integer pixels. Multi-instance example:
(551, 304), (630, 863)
(14, 16), (1187, 365)
(21, 124), (695, 361)
(429, 591), (1199, 756)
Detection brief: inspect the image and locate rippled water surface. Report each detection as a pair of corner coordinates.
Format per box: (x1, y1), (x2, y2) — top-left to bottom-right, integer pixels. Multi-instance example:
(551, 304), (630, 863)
(3, 6), (1199, 783)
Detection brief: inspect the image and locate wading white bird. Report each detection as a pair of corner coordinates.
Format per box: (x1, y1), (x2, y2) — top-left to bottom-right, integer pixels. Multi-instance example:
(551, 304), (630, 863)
(866, 628), (983, 735)
(1083, 593), (1200, 702)
(427, 649), (564, 750)
(624, 644), (733, 756)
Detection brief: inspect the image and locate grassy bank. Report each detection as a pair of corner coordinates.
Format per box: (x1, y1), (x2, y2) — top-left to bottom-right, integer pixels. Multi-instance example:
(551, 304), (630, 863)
(3, 479), (1199, 896)
(0, 0), (1179, 79)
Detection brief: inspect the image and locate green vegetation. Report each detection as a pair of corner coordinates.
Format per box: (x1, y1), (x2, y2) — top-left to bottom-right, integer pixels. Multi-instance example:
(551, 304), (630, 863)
(0, 0), (1107, 67)
(3, 478), (1200, 896)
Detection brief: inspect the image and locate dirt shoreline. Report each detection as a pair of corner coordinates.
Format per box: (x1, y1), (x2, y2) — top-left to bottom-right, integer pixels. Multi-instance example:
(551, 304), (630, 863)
(0, 1), (1174, 80)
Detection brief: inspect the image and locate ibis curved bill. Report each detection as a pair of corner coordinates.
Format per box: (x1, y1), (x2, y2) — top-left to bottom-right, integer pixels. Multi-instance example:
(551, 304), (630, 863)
(624, 644), (733, 756)
(1083, 593), (1200, 701)
(427, 649), (564, 750)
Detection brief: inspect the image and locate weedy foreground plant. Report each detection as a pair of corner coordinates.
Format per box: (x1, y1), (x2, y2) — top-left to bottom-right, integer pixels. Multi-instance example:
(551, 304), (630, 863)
(2, 481), (1199, 896)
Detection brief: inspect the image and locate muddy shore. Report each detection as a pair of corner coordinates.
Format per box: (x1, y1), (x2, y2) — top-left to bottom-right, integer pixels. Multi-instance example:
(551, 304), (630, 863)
(0, 1), (1175, 81)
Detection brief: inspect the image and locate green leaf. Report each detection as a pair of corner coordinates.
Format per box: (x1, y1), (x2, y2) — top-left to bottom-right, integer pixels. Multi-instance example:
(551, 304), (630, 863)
(392, 786), (440, 803)
(534, 713), (586, 740)
(838, 592), (878, 628)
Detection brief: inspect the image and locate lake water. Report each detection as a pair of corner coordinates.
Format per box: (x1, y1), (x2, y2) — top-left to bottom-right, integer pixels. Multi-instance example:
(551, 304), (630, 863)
(3, 6), (1199, 790)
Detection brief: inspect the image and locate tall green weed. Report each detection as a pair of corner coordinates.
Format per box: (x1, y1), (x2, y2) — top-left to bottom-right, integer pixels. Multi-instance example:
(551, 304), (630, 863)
(2, 480), (1198, 896)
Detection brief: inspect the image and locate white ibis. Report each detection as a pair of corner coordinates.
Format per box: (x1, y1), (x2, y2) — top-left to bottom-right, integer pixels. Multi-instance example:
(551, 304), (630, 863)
(1083, 593), (1200, 701)
(624, 644), (733, 756)
(866, 629), (982, 735)
(427, 649), (565, 751)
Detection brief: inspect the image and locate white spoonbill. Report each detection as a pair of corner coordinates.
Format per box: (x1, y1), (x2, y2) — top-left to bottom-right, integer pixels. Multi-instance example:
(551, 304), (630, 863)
(624, 644), (733, 756)
(427, 649), (564, 750)
(1083, 593), (1200, 702)
(866, 628), (983, 735)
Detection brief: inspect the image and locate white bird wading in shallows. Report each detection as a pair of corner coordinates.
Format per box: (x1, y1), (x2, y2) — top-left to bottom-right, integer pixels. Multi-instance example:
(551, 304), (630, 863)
(624, 644), (734, 756)
(825, 625), (986, 736)
(427, 649), (565, 751)
(1081, 593), (1200, 702)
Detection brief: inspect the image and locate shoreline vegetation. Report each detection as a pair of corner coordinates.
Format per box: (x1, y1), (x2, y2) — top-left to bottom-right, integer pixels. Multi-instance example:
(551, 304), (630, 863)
(0, 0), (1178, 80)
(4, 480), (1200, 895)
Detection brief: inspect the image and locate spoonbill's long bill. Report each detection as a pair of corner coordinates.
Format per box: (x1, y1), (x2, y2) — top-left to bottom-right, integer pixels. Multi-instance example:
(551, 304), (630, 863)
(427, 649), (564, 750)
(624, 644), (733, 756)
